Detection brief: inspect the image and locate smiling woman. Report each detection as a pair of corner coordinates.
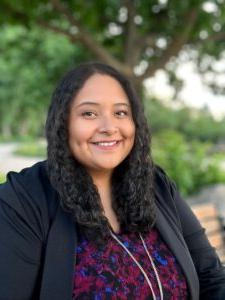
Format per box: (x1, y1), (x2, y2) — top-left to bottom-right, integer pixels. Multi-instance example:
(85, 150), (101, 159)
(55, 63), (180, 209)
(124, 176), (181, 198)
(0, 62), (225, 300)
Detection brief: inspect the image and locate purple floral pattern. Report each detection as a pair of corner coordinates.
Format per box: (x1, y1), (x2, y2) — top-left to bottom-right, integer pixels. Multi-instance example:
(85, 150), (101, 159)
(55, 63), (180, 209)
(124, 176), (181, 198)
(73, 227), (188, 299)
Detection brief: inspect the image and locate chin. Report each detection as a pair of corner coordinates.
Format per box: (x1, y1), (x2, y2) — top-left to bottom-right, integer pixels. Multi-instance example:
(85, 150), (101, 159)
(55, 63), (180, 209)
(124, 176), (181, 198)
(94, 162), (122, 172)
(98, 164), (119, 171)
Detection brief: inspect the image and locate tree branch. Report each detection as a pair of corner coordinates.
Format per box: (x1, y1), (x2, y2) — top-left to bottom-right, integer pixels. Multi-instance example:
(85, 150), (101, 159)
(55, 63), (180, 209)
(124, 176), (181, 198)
(49, 0), (133, 77)
(38, 20), (81, 43)
(142, 35), (158, 49)
(139, 7), (200, 81)
(202, 31), (225, 43)
(50, 0), (80, 27)
(123, 0), (139, 65)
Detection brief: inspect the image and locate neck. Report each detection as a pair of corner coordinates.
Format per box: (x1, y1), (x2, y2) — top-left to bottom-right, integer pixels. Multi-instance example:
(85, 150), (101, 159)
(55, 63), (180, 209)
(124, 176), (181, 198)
(88, 169), (113, 209)
(88, 169), (120, 233)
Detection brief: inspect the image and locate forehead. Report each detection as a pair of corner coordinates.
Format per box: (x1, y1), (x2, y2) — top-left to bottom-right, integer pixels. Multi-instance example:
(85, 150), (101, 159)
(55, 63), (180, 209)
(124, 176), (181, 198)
(73, 74), (130, 106)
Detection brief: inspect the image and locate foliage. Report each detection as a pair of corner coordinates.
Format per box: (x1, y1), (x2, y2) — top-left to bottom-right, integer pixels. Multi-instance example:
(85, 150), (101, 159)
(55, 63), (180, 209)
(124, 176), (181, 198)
(14, 141), (46, 157)
(1, 2), (225, 139)
(144, 97), (225, 143)
(1, 0), (225, 93)
(203, 153), (225, 184)
(0, 25), (90, 137)
(152, 130), (225, 196)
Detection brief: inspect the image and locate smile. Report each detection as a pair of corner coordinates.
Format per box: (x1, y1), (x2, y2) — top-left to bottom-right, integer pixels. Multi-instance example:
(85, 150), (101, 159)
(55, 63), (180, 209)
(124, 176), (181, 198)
(91, 140), (122, 150)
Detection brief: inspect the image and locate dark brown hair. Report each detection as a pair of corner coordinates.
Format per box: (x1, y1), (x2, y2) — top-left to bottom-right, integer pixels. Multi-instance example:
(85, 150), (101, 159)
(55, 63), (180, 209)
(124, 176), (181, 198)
(45, 62), (156, 243)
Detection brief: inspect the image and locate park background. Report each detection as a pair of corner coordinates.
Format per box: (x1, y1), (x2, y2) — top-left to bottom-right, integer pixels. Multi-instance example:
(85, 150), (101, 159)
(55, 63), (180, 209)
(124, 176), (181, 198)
(0, 0), (225, 201)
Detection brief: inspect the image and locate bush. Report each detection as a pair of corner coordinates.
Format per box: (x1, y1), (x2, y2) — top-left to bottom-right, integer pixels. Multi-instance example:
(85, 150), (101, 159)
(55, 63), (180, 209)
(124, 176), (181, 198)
(152, 130), (225, 196)
(144, 97), (225, 143)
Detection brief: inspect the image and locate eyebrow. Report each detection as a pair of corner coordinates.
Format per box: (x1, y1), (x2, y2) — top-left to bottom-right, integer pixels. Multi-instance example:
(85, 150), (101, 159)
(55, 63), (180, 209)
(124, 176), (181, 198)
(75, 101), (131, 108)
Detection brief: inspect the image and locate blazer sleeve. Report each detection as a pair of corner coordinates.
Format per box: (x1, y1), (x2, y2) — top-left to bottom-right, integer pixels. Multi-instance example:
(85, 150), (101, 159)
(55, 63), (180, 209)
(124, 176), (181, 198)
(0, 173), (46, 300)
(169, 175), (225, 299)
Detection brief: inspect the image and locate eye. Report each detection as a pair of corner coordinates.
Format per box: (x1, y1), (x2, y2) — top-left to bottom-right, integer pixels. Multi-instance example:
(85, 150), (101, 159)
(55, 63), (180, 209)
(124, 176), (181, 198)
(115, 110), (129, 117)
(81, 111), (97, 118)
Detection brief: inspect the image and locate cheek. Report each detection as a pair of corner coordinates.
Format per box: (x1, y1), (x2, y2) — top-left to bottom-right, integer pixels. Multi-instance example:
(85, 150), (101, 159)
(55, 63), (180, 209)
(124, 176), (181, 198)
(126, 121), (136, 140)
(69, 122), (92, 143)
(123, 122), (135, 150)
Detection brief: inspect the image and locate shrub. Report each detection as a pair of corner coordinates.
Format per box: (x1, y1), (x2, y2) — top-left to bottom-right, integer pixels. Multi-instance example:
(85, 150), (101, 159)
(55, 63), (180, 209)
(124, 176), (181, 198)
(152, 130), (225, 196)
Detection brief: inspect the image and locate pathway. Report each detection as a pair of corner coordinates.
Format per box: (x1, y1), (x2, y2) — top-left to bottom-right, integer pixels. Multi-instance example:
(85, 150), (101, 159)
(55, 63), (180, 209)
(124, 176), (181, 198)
(0, 143), (43, 174)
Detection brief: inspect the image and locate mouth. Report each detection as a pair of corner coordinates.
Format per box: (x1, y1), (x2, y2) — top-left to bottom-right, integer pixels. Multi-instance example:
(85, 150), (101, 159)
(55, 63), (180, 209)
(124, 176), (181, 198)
(90, 140), (122, 150)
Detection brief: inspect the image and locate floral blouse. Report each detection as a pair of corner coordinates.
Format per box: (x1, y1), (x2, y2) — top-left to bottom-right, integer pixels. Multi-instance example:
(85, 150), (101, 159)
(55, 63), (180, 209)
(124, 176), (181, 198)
(73, 226), (188, 299)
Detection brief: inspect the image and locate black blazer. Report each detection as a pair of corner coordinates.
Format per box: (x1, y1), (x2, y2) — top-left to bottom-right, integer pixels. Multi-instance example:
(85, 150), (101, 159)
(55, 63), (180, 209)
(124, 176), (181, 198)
(0, 161), (225, 300)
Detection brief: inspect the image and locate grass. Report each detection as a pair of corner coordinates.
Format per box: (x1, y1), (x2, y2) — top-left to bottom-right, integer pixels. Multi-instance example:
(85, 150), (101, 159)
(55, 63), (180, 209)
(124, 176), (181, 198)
(0, 173), (6, 184)
(0, 135), (39, 143)
(14, 141), (46, 158)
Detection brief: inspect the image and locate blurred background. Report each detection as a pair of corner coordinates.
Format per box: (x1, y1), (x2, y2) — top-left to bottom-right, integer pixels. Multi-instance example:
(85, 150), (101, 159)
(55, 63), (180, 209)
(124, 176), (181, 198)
(0, 1), (225, 235)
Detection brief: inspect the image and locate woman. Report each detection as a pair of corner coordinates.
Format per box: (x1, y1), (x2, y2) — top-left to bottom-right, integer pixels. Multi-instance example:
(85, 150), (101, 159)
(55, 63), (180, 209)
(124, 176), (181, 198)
(0, 62), (225, 300)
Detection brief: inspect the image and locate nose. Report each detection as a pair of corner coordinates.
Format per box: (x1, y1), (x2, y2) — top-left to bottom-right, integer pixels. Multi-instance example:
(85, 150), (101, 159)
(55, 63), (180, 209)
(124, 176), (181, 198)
(98, 115), (118, 135)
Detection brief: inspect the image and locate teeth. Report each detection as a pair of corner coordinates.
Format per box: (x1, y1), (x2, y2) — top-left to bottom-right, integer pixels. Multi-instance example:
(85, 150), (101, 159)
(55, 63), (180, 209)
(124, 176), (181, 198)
(96, 141), (117, 146)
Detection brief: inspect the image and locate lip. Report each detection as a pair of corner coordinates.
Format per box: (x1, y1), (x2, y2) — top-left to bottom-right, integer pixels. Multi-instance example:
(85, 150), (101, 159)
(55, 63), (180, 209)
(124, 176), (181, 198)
(90, 140), (122, 150)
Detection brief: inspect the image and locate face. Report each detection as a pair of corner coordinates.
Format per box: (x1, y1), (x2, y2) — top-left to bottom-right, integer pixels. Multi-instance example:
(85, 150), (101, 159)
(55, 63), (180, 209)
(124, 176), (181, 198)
(68, 74), (135, 177)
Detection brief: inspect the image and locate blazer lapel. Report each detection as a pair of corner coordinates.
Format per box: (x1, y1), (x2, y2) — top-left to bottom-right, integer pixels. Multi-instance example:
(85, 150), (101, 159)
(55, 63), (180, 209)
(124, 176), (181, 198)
(40, 204), (77, 300)
(155, 206), (199, 300)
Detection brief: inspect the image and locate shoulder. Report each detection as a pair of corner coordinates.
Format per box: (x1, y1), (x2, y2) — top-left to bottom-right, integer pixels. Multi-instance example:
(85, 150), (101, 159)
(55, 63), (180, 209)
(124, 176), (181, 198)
(153, 164), (176, 200)
(0, 160), (52, 203)
(153, 165), (204, 235)
(0, 161), (59, 235)
(6, 160), (49, 189)
(153, 165), (183, 230)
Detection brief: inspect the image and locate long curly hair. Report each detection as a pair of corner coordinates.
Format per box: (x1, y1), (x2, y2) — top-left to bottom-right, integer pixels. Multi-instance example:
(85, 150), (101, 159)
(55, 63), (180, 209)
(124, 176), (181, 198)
(45, 62), (156, 244)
